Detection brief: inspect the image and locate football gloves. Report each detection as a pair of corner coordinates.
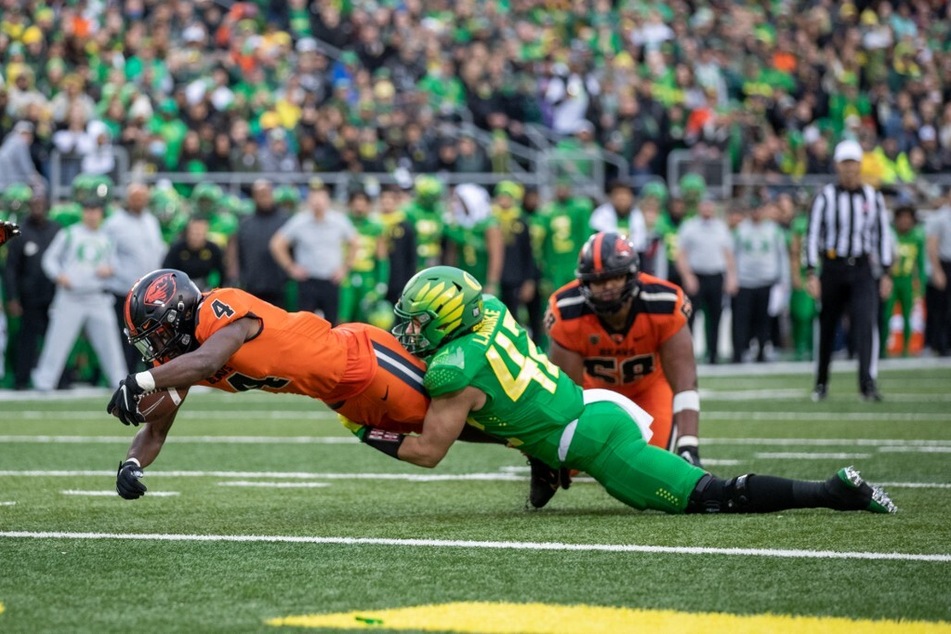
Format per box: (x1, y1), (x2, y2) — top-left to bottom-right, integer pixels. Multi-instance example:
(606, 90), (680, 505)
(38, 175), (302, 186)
(0, 221), (21, 246)
(116, 459), (147, 499)
(107, 375), (147, 426)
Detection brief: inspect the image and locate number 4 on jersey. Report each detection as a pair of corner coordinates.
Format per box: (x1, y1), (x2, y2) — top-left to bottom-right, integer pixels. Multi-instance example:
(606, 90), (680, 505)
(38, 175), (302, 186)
(212, 299), (235, 318)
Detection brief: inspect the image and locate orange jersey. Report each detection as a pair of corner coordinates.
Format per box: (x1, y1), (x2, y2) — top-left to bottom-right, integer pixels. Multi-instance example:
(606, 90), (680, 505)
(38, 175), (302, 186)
(194, 288), (354, 399)
(546, 274), (691, 401)
(191, 288), (429, 431)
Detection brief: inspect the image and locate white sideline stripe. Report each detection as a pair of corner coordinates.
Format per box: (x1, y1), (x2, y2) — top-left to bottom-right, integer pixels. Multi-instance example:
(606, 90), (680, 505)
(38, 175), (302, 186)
(0, 501), (15, 506)
(702, 412), (951, 422)
(754, 452), (873, 460)
(701, 390), (951, 402)
(880, 482), (951, 489)
(878, 446), (951, 453)
(705, 438), (951, 447)
(0, 531), (947, 563)
(5, 435), (950, 449)
(217, 481), (331, 489)
(0, 470), (525, 482)
(61, 490), (180, 497)
(4, 470), (949, 489)
(0, 435), (357, 444)
(3, 411), (337, 421)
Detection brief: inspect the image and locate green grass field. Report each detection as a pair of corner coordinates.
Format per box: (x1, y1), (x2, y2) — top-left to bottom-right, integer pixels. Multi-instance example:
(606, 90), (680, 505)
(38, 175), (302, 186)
(1, 361), (950, 633)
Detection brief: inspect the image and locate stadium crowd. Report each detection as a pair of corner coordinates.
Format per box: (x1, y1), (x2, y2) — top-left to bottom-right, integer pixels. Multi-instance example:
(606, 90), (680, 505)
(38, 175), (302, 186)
(2, 0), (951, 390)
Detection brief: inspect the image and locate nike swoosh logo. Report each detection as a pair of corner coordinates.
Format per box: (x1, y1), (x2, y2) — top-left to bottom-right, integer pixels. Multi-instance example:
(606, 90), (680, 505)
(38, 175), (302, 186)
(381, 386), (390, 401)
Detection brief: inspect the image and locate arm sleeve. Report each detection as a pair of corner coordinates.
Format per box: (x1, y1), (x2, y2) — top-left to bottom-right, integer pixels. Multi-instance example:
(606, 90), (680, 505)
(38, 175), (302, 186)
(4, 234), (23, 301)
(545, 294), (574, 349)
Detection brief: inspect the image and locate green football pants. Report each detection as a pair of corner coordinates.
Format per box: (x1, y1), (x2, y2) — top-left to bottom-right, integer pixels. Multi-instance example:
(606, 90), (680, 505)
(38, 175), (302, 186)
(563, 400), (707, 514)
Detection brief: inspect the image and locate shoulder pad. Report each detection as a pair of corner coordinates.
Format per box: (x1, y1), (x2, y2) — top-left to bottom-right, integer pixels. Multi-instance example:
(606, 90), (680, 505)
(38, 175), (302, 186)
(424, 344), (472, 397)
(552, 284), (591, 321)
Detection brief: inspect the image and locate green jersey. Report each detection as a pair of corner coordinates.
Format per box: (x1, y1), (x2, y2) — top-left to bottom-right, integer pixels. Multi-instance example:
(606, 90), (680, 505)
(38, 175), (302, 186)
(424, 296), (584, 466)
(404, 203), (445, 269)
(891, 226), (926, 286)
(444, 217), (498, 285)
(351, 215), (386, 276)
(537, 197), (593, 289)
(208, 211), (239, 249)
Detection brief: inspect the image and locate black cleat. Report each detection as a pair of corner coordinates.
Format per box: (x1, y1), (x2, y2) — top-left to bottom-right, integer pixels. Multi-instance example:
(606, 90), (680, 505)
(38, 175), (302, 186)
(527, 456), (571, 509)
(825, 466), (897, 513)
(860, 388), (883, 402)
(811, 384), (827, 402)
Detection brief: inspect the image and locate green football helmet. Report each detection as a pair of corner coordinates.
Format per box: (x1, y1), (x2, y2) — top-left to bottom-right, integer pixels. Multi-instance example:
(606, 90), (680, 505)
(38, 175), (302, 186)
(413, 175), (444, 208)
(393, 266), (484, 358)
(2, 183), (34, 215)
(640, 181), (668, 202)
(73, 173), (112, 207)
(362, 296), (395, 331)
(679, 173), (706, 200)
(191, 182), (224, 214)
(274, 185), (301, 209)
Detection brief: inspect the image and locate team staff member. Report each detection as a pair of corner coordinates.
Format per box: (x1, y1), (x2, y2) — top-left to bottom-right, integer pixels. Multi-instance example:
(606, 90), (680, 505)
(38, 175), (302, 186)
(805, 140), (893, 402)
(105, 269), (504, 499)
(356, 265), (896, 516)
(546, 233), (701, 467)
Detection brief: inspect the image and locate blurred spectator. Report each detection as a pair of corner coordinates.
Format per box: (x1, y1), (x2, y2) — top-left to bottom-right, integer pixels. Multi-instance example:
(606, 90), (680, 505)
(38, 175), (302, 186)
(102, 183), (166, 373)
(32, 193), (127, 391)
(269, 178), (357, 323)
(0, 121), (44, 193)
(3, 192), (59, 390)
(162, 214), (226, 291)
(926, 193), (951, 356)
(676, 198), (738, 365)
(590, 180), (647, 253)
(731, 196), (790, 363)
(235, 180), (289, 308)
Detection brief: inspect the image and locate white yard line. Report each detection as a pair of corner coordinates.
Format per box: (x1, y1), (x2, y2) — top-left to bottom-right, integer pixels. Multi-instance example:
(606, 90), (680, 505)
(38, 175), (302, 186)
(0, 530), (947, 563)
(0, 501), (15, 506)
(2, 411), (336, 421)
(217, 481), (331, 488)
(60, 490), (180, 497)
(1, 470), (947, 489)
(702, 412), (951, 421)
(4, 436), (951, 448)
(754, 452), (873, 460)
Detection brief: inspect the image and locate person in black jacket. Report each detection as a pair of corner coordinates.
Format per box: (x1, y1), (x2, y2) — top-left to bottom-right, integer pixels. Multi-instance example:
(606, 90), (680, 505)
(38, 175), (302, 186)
(162, 214), (226, 291)
(493, 181), (539, 337)
(4, 195), (59, 389)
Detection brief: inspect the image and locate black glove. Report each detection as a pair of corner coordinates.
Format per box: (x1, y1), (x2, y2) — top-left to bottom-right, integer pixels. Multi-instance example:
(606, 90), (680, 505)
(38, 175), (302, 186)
(116, 459), (147, 499)
(107, 375), (147, 426)
(0, 221), (20, 246)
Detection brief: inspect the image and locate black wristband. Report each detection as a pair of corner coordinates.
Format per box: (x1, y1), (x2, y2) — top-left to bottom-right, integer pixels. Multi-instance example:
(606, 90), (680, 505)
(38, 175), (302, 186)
(362, 427), (406, 459)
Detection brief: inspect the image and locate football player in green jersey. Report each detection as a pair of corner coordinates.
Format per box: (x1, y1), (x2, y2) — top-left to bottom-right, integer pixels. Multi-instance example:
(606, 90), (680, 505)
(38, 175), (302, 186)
(339, 187), (390, 323)
(789, 210), (817, 361)
(403, 175), (446, 270)
(354, 266), (896, 515)
(881, 205), (926, 357)
(535, 178), (594, 292)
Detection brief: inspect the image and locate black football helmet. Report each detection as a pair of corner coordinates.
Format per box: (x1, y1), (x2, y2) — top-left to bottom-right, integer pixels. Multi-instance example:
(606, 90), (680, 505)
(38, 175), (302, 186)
(124, 269), (202, 362)
(576, 232), (640, 314)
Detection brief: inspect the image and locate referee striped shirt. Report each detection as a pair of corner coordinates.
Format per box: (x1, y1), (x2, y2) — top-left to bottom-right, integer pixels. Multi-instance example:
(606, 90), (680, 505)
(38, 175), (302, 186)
(804, 183), (893, 272)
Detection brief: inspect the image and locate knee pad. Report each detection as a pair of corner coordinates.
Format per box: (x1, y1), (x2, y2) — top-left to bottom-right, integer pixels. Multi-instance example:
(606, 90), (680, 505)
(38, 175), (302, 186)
(686, 473), (754, 513)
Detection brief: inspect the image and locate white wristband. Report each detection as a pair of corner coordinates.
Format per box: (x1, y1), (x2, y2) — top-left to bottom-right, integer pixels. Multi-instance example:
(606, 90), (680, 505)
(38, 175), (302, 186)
(124, 457), (141, 467)
(673, 390), (700, 414)
(135, 371), (156, 392)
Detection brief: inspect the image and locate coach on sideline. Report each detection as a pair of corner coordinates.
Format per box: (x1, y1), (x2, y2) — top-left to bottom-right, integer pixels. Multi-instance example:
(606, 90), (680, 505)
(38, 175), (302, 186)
(804, 139), (893, 402)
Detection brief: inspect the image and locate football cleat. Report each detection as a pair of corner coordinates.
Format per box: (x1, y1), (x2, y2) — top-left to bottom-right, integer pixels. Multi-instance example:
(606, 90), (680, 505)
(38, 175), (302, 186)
(827, 466), (897, 514)
(811, 384), (827, 402)
(527, 456), (572, 510)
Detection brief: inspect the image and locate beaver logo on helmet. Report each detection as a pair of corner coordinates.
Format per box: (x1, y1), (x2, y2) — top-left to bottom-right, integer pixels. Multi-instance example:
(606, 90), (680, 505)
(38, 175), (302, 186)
(143, 272), (176, 306)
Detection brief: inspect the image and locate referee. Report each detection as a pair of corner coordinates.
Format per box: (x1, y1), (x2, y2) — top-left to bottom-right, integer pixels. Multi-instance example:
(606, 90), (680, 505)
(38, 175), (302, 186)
(804, 140), (894, 402)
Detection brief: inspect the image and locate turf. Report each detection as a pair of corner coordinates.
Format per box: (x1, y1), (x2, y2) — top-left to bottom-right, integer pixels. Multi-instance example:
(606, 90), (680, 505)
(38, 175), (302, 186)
(1, 363), (950, 633)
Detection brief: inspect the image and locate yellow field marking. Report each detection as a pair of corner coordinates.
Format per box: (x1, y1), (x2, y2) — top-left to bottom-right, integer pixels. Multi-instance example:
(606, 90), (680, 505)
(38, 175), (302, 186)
(0, 601), (4, 616)
(267, 602), (951, 633)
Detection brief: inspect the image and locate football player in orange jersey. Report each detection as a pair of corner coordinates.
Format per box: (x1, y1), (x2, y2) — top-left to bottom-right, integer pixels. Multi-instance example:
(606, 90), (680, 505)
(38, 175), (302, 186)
(106, 268), (506, 499)
(546, 232), (702, 466)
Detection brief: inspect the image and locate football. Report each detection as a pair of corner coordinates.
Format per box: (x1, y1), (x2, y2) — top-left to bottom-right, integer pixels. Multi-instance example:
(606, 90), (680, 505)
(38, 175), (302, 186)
(136, 387), (187, 421)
